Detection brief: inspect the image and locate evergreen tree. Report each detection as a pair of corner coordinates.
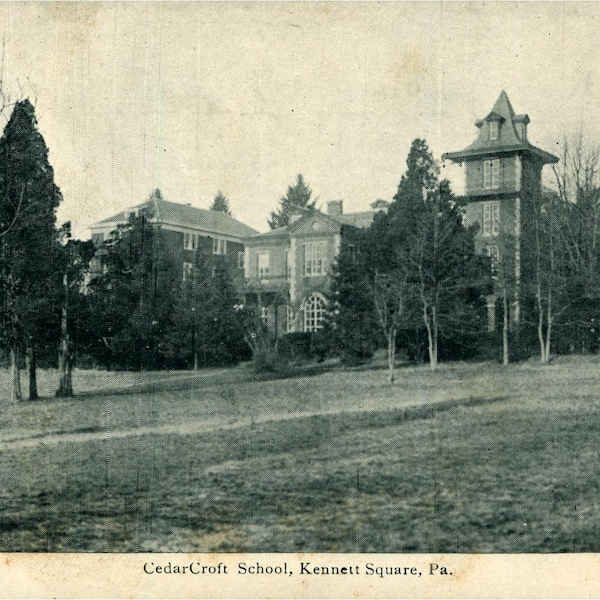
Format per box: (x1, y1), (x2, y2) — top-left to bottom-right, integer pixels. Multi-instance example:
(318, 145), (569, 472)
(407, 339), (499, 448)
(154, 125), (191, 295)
(329, 226), (378, 365)
(0, 99), (63, 400)
(268, 174), (315, 229)
(55, 223), (94, 396)
(87, 204), (179, 370)
(210, 190), (232, 215)
(167, 253), (245, 368)
(333, 139), (489, 373)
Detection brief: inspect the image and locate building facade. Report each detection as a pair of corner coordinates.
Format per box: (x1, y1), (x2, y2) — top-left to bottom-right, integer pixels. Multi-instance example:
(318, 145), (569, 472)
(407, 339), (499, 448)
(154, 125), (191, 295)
(443, 91), (558, 330)
(89, 190), (258, 290)
(244, 200), (386, 336)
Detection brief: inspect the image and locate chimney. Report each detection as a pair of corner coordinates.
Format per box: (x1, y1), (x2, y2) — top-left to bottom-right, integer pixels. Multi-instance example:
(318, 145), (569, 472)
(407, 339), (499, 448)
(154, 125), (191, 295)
(370, 199), (390, 213)
(327, 200), (343, 217)
(290, 210), (303, 224)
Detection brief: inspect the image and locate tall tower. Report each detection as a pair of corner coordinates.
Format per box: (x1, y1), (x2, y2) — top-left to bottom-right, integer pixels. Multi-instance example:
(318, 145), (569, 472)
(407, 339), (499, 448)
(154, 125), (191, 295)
(443, 91), (558, 331)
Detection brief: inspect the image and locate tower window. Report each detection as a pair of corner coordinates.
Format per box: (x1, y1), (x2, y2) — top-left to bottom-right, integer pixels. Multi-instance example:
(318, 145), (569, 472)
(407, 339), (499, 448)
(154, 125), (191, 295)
(483, 159), (500, 189)
(483, 202), (500, 237)
(489, 121), (498, 141)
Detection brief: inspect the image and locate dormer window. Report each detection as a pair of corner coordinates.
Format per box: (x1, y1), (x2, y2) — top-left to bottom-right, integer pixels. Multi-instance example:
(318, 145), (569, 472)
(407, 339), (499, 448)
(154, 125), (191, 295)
(489, 121), (498, 141)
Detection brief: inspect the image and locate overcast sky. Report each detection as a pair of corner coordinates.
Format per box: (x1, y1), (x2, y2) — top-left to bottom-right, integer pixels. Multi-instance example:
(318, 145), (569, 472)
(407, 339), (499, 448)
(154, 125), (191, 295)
(1, 2), (599, 236)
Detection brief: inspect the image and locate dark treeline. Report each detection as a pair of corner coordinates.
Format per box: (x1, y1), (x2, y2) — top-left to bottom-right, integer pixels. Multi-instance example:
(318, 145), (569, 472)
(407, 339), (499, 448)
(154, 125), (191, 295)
(330, 136), (600, 375)
(83, 208), (249, 372)
(4, 94), (600, 400)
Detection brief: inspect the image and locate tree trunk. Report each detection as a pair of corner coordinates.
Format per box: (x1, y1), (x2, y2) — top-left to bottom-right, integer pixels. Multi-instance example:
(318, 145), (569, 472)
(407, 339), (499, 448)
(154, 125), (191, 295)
(56, 273), (73, 397)
(424, 316), (435, 369)
(11, 347), (22, 402)
(502, 284), (509, 366)
(431, 304), (438, 370)
(387, 329), (396, 383)
(27, 344), (38, 400)
(537, 307), (547, 363)
(56, 338), (72, 397)
(545, 289), (553, 364)
(536, 281), (547, 363)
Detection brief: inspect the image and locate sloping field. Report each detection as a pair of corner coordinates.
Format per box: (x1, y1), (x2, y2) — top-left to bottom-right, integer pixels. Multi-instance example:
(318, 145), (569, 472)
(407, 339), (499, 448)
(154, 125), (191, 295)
(1, 358), (599, 552)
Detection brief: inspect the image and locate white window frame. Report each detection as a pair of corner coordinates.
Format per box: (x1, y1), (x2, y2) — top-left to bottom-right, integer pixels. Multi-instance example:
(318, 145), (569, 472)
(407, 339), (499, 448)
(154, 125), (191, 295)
(184, 233), (198, 250)
(483, 158), (500, 189)
(304, 241), (327, 277)
(303, 293), (327, 332)
(482, 201), (500, 237)
(257, 251), (270, 279)
(213, 238), (227, 255)
(489, 121), (498, 141)
(183, 262), (193, 282)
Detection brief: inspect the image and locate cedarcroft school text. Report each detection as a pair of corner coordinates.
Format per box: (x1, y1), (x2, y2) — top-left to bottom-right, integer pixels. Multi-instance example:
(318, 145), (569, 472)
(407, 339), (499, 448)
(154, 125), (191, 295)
(143, 562), (451, 577)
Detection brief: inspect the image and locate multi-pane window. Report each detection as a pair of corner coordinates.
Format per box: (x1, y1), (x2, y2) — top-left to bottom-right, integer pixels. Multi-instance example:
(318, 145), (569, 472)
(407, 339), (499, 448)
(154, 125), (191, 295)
(261, 306), (268, 325)
(213, 238), (227, 255)
(482, 202), (500, 237)
(489, 121), (498, 141)
(182, 262), (193, 282)
(184, 233), (198, 250)
(303, 293), (326, 332)
(257, 251), (270, 278)
(238, 251), (245, 270)
(304, 241), (327, 276)
(483, 158), (500, 189)
(486, 244), (499, 278)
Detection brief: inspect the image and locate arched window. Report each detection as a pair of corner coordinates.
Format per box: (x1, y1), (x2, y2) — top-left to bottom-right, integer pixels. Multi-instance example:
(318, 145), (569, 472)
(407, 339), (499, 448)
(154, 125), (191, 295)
(302, 293), (327, 332)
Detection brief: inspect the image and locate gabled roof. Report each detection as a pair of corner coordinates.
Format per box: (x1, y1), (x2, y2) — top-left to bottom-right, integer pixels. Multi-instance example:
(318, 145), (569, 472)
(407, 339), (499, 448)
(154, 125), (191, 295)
(91, 192), (258, 239)
(443, 91), (558, 165)
(245, 204), (376, 243)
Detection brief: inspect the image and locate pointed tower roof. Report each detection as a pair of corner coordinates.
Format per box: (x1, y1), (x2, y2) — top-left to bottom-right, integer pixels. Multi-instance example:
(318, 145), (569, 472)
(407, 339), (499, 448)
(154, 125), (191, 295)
(489, 90), (515, 120)
(443, 91), (558, 164)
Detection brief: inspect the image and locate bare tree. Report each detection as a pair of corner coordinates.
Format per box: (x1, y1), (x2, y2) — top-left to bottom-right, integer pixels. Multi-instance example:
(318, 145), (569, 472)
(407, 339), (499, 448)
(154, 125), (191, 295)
(372, 271), (409, 383)
(551, 133), (600, 354)
(529, 190), (571, 363)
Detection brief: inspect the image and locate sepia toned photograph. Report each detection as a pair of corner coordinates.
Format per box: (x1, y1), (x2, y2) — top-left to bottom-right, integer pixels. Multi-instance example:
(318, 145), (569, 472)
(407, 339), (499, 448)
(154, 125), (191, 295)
(1, 2), (600, 580)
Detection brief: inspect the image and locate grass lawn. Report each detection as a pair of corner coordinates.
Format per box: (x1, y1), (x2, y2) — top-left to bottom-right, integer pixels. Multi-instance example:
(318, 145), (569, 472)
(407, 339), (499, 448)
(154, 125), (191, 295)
(1, 357), (599, 552)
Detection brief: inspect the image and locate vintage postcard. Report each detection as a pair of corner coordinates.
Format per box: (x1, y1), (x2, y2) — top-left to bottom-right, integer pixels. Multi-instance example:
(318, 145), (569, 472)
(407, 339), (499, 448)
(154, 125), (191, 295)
(1, 1), (600, 598)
